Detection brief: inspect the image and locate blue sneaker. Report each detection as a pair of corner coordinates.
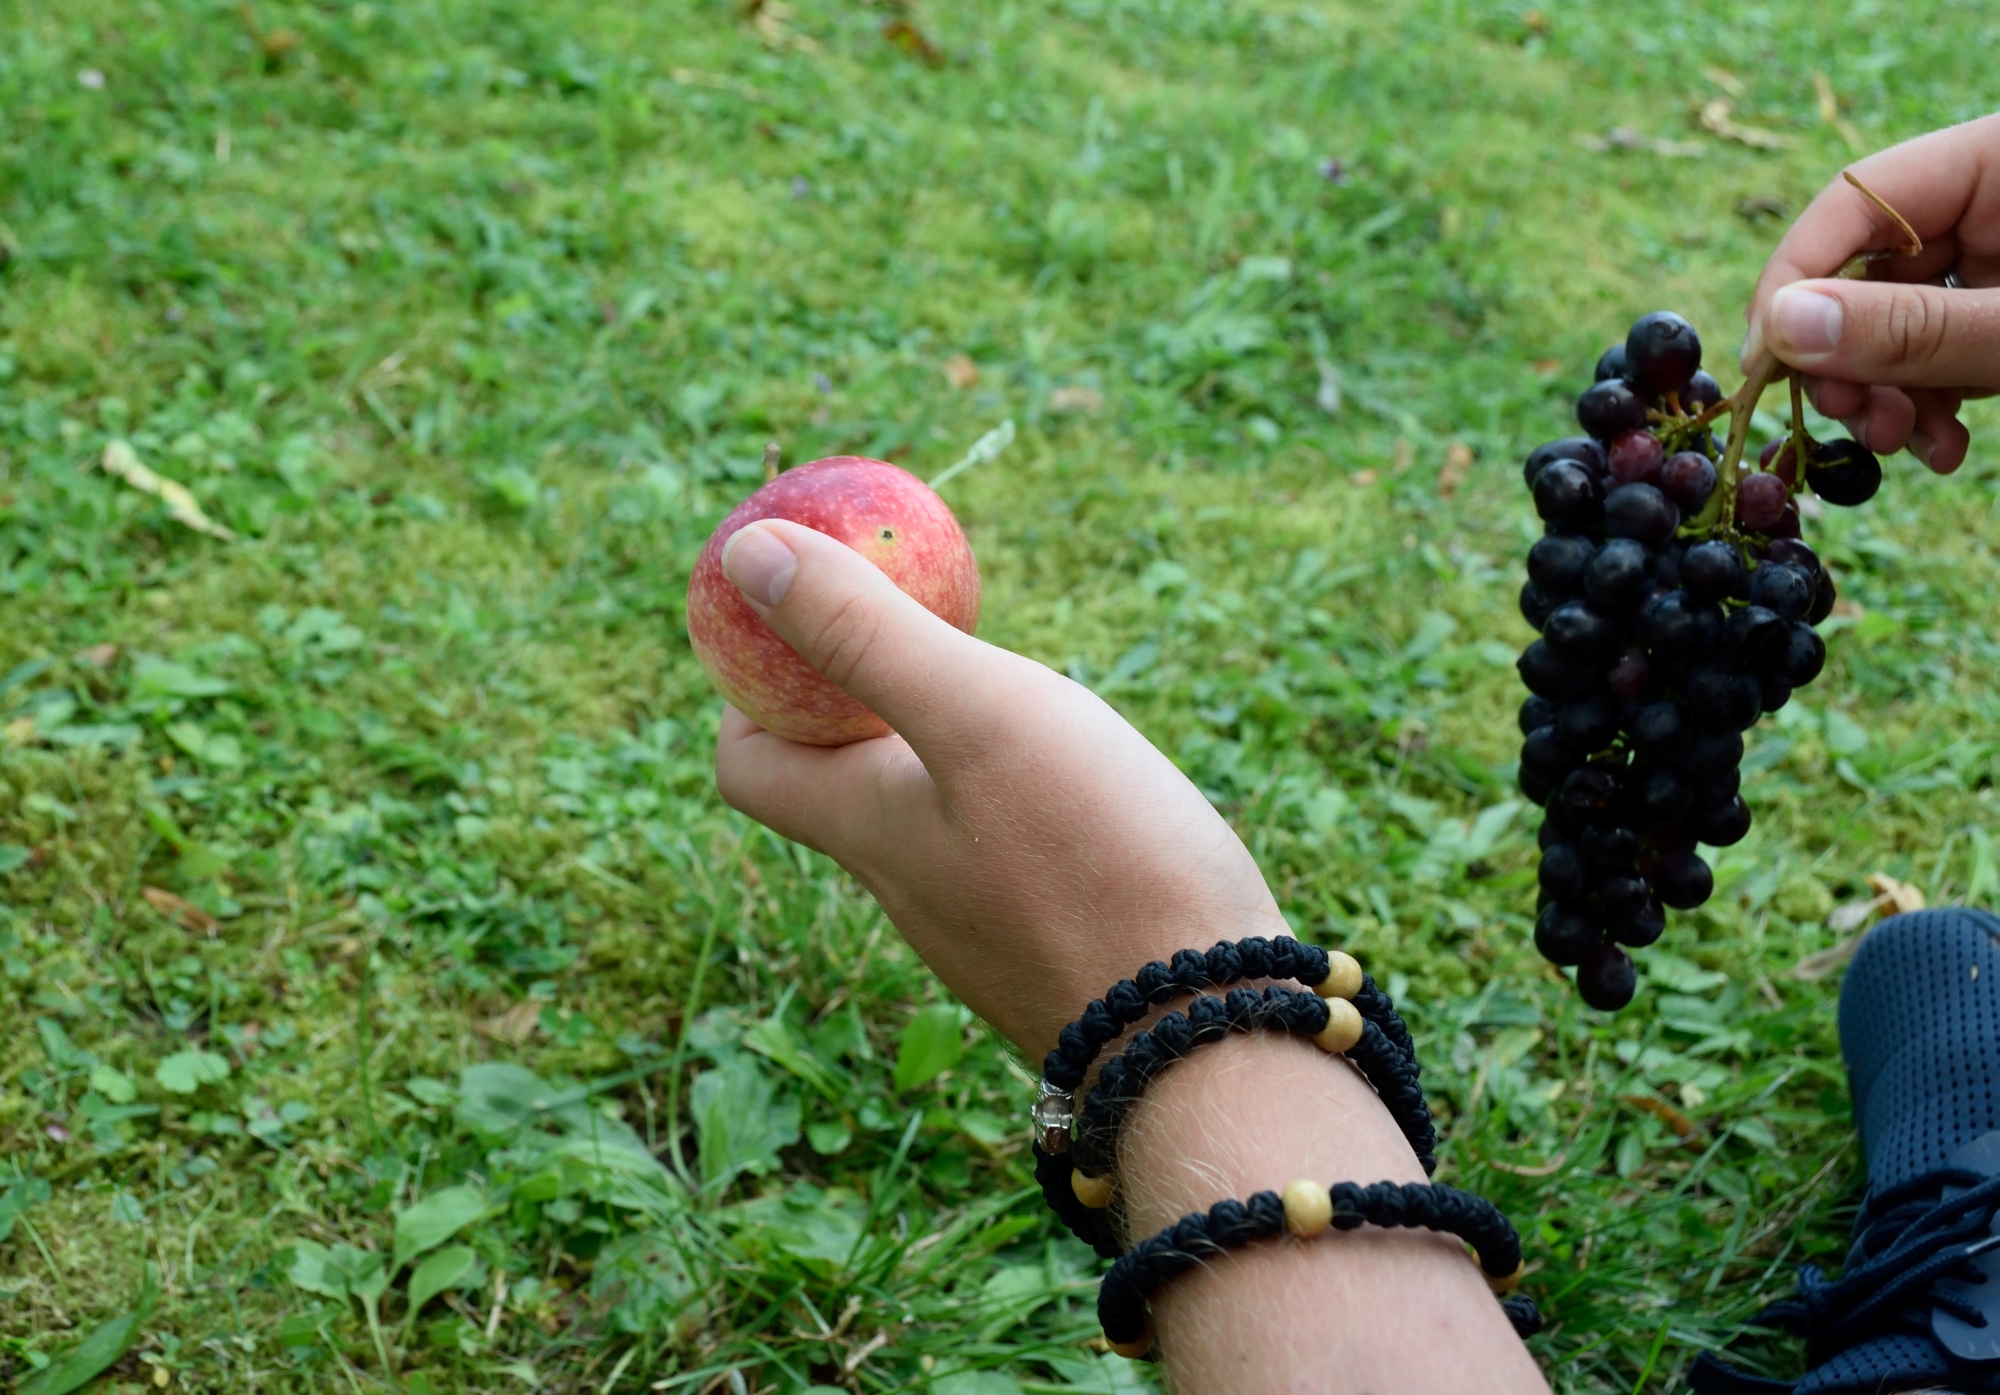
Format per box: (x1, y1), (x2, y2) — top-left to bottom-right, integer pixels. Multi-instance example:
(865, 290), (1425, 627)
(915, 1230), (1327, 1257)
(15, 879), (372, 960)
(1690, 907), (2000, 1394)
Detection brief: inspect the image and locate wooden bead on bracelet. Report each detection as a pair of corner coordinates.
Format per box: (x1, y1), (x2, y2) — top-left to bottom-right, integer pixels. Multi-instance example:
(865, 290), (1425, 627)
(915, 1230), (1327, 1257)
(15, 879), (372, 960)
(1072, 1170), (1116, 1209)
(1315, 949), (1365, 1001)
(1281, 1178), (1334, 1238)
(1312, 996), (1365, 1053)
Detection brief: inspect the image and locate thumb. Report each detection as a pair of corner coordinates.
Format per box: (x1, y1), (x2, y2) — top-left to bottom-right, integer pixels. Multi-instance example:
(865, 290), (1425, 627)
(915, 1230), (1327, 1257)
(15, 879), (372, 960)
(1761, 278), (2000, 389)
(720, 517), (1006, 757)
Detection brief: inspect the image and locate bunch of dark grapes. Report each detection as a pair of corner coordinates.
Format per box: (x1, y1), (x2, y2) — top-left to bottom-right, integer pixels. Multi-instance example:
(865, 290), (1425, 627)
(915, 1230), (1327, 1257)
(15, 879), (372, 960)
(1517, 311), (1882, 1011)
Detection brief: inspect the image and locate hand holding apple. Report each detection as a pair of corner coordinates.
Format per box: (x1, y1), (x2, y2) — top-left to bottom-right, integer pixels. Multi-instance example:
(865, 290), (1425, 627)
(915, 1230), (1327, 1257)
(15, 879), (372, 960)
(687, 456), (980, 746)
(704, 515), (1290, 1056)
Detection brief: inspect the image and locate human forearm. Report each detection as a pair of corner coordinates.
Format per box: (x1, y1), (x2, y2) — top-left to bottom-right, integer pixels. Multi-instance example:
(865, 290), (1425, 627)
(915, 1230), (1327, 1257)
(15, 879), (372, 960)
(1118, 1033), (1551, 1395)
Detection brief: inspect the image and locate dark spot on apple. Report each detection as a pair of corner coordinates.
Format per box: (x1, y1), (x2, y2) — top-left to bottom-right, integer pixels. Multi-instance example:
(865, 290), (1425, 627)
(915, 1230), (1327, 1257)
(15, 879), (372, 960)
(878, 527), (895, 542)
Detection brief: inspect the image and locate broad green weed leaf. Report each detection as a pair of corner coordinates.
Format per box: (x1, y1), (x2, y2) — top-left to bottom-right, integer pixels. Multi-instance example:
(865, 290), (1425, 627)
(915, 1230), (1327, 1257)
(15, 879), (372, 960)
(393, 1184), (486, 1269)
(454, 1062), (588, 1140)
(0, 1176), (50, 1242)
(18, 1265), (156, 1395)
(89, 1065), (137, 1104)
(0, 845), (28, 874)
(286, 1240), (347, 1299)
(155, 1049), (230, 1094)
(405, 1245), (477, 1317)
(894, 1003), (965, 1091)
(333, 1244), (388, 1300)
(131, 655), (231, 700)
(692, 1056), (799, 1189)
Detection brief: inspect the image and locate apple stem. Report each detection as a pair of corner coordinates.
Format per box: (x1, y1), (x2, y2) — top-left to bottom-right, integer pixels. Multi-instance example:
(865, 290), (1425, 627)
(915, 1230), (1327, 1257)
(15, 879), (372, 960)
(763, 441), (782, 482)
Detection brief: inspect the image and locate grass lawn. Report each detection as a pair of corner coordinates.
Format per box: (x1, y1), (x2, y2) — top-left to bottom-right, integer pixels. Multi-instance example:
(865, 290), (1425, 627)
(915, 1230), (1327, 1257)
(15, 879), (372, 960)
(5, 0), (2000, 1390)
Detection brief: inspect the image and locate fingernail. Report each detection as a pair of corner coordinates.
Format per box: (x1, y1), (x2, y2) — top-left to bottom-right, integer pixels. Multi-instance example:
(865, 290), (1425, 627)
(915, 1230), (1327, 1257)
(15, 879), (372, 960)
(721, 522), (798, 608)
(1909, 432), (1936, 467)
(1770, 286), (1843, 355)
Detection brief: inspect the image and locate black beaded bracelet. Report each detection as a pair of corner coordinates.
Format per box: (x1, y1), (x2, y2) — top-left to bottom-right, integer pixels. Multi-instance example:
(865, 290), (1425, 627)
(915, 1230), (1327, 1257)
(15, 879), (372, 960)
(1038, 936), (1348, 1096)
(1035, 980), (1438, 1257)
(1097, 1180), (1544, 1359)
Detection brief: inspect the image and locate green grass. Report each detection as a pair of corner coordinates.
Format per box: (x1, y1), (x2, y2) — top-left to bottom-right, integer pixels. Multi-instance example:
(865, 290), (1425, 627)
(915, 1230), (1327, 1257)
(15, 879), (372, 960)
(5, 0), (2000, 1390)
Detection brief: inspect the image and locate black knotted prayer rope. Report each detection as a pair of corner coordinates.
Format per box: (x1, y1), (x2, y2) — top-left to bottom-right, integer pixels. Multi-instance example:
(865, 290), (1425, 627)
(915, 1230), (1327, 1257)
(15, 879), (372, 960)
(1097, 1181), (1544, 1356)
(1035, 978), (1433, 1258)
(1040, 936), (1334, 1093)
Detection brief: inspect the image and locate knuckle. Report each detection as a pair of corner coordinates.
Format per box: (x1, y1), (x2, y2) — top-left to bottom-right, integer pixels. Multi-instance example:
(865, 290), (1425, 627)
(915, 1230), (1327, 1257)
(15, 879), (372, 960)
(800, 587), (883, 689)
(1884, 291), (1948, 364)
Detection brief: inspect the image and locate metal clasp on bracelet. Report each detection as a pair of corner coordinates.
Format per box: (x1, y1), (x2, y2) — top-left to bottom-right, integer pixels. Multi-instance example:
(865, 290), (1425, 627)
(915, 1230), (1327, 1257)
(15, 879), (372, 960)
(1032, 1079), (1074, 1154)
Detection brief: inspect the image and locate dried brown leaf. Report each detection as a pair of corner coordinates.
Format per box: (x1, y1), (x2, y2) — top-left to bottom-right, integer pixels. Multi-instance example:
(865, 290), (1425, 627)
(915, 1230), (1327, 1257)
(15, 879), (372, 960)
(1697, 99), (1798, 151)
(1437, 442), (1474, 500)
(478, 999), (543, 1045)
(1048, 385), (1103, 415)
(1620, 1093), (1700, 1141)
(942, 354), (979, 390)
(141, 885), (218, 934)
(882, 18), (944, 66)
(1791, 932), (1866, 981)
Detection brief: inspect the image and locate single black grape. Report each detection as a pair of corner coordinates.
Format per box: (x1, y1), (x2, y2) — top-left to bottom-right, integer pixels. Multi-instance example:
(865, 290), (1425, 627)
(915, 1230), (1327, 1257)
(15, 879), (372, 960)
(1680, 730), (1744, 778)
(1581, 822), (1641, 868)
(1724, 604), (1786, 662)
(1598, 873), (1651, 920)
(1536, 902), (1602, 967)
(1594, 343), (1631, 383)
(1682, 370), (1722, 412)
(1519, 766), (1554, 804)
(1528, 534), (1595, 593)
(1607, 646), (1654, 699)
(1782, 623), (1827, 686)
(1586, 539), (1654, 612)
(1520, 579), (1559, 630)
(1764, 538), (1821, 573)
(1760, 679), (1793, 714)
(1680, 540), (1744, 603)
(1686, 667), (1763, 732)
(1534, 459), (1602, 529)
(1692, 795), (1753, 847)
(1643, 591), (1723, 666)
(1524, 437), (1608, 490)
(1577, 942), (1638, 1010)
(1521, 724), (1582, 782)
(1604, 482), (1681, 544)
(1807, 438), (1883, 506)
(1692, 765), (1741, 804)
(1659, 451), (1717, 513)
(1636, 766), (1693, 826)
(1539, 843), (1590, 901)
(1625, 311), (1702, 395)
(1626, 699), (1684, 753)
(1577, 379), (1648, 440)
(1652, 849), (1714, 909)
(1749, 562), (1815, 621)
(1557, 697), (1620, 753)
(1807, 567), (1837, 625)
(1559, 764), (1623, 815)
(1537, 819), (1563, 850)
(1519, 695), (1560, 736)
(1545, 600), (1622, 661)
(1736, 472), (1790, 531)
(1608, 895), (1666, 948)
(1518, 640), (1597, 700)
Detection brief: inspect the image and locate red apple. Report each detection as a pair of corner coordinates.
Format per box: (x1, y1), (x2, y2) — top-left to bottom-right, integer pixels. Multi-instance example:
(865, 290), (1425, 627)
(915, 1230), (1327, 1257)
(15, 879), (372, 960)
(686, 456), (980, 745)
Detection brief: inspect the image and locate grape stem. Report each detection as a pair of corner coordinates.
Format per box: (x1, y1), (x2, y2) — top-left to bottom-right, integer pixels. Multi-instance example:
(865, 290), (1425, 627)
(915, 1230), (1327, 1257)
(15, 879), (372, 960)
(1716, 351), (1785, 521)
(1789, 373), (1810, 485)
